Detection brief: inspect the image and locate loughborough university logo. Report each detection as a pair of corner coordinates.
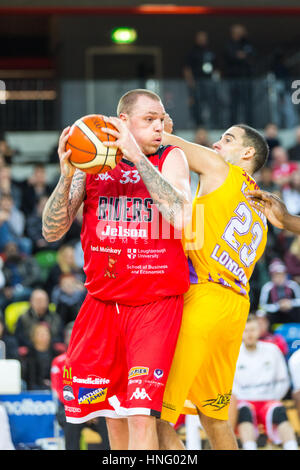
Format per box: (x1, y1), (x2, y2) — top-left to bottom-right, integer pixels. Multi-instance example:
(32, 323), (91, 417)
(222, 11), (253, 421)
(127, 248), (137, 259)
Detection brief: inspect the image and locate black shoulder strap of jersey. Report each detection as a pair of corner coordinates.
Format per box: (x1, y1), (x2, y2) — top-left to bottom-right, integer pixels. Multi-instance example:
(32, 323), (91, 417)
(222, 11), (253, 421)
(121, 145), (173, 166)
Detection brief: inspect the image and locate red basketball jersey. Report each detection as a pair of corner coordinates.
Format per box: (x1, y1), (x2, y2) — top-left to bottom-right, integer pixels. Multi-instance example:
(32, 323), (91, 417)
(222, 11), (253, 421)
(80, 145), (190, 305)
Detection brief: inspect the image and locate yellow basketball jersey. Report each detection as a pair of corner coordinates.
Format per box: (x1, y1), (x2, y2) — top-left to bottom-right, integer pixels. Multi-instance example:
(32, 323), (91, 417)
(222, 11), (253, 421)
(184, 163), (268, 298)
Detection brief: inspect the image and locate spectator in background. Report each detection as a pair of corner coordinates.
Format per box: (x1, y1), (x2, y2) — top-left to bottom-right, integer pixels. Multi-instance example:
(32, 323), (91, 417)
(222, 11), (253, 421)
(51, 321), (73, 398)
(21, 164), (52, 216)
(0, 132), (18, 165)
(0, 192), (25, 236)
(271, 146), (298, 189)
(270, 48), (291, 83)
(284, 235), (300, 283)
(51, 273), (86, 326)
(188, 127), (213, 197)
(223, 24), (255, 124)
(288, 348), (300, 424)
(68, 205), (84, 268)
(0, 166), (23, 209)
(0, 404), (15, 450)
(45, 245), (84, 297)
(62, 204), (83, 246)
(288, 126), (300, 162)
(270, 48), (297, 129)
(0, 155), (5, 169)
(263, 123), (281, 163)
(281, 170), (300, 216)
(26, 195), (61, 254)
(0, 312), (19, 359)
(21, 322), (59, 390)
(255, 309), (288, 357)
(232, 315), (297, 450)
(0, 258), (5, 292)
(0, 242), (41, 310)
(277, 228), (297, 262)
(194, 127), (212, 148)
(183, 31), (217, 127)
(256, 166), (281, 194)
(48, 143), (59, 164)
(249, 255), (270, 311)
(14, 288), (63, 350)
(0, 193), (32, 255)
(259, 258), (300, 327)
(74, 241), (84, 270)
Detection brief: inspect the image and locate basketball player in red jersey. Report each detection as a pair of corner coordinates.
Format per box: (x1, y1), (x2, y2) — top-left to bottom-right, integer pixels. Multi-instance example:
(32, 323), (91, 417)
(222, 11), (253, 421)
(42, 89), (192, 450)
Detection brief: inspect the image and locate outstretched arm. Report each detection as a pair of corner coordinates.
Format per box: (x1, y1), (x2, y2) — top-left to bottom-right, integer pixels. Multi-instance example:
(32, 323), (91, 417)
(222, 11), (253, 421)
(246, 189), (300, 234)
(162, 131), (227, 176)
(42, 127), (86, 242)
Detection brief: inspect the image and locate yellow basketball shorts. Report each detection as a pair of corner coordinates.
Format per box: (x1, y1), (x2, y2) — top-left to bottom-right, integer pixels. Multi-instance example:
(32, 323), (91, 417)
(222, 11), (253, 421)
(161, 282), (250, 423)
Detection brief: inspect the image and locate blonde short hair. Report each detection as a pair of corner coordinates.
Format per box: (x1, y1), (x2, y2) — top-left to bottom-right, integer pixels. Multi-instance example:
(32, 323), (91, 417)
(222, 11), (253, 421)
(117, 89), (161, 116)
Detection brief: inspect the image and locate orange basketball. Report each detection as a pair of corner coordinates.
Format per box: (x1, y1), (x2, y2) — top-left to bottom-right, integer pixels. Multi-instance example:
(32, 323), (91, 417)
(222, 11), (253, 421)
(66, 114), (123, 174)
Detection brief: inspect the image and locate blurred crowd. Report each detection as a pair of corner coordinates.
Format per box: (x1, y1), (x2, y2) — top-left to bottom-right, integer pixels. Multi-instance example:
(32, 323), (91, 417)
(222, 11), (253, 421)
(0, 142), (86, 393)
(183, 23), (298, 129)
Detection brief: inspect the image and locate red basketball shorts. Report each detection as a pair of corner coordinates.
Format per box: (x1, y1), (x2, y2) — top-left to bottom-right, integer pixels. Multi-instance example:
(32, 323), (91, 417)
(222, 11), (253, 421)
(63, 293), (184, 423)
(237, 400), (284, 444)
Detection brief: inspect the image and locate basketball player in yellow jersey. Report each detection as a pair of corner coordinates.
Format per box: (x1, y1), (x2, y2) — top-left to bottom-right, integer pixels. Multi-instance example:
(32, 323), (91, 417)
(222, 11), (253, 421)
(157, 123), (269, 450)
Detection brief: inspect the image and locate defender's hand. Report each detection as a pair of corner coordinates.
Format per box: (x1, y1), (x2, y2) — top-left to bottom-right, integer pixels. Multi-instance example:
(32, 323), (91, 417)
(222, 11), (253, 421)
(246, 189), (288, 230)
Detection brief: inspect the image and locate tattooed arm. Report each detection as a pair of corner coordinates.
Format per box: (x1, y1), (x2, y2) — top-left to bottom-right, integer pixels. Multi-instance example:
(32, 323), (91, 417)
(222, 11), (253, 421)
(134, 150), (192, 229)
(103, 117), (192, 229)
(42, 171), (86, 241)
(42, 127), (86, 242)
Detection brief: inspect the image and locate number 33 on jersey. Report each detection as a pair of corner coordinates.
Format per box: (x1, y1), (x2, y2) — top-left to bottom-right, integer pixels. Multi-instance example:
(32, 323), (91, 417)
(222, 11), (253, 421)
(184, 163), (268, 298)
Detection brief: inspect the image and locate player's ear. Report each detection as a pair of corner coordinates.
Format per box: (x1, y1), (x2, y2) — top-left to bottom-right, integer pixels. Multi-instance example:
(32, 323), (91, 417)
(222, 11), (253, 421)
(119, 113), (128, 122)
(243, 146), (255, 160)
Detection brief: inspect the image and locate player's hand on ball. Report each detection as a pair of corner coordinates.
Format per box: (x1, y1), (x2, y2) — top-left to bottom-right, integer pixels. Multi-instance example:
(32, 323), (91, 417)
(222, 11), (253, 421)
(58, 126), (76, 179)
(102, 117), (142, 164)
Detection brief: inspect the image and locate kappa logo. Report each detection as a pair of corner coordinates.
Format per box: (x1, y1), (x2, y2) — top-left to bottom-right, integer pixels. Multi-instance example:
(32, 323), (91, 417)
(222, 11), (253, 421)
(130, 387), (151, 401)
(95, 173), (114, 181)
(127, 248), (137, 259)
